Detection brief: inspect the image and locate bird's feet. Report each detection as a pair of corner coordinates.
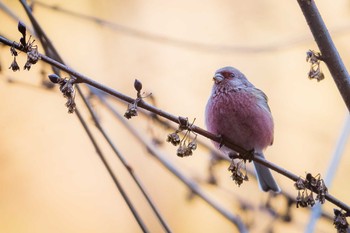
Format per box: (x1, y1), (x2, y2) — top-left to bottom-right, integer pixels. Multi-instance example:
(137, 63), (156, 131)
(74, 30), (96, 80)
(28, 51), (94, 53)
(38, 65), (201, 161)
(218, 134), (224, 148)
(241, 149), (255, 163)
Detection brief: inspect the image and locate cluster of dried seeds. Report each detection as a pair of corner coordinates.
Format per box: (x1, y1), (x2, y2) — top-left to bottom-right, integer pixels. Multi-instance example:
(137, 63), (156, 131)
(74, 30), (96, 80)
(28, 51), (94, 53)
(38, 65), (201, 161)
(166, 117), (197, 157)
(8, 22), (39, 72)
(228, 157), (248, 187)
(48, 74), (77, 113)
(294, 173), (328, 208)
(333, 209), (349, 233)
(124, 79), (151, 119)
(306, 50), (324, 82)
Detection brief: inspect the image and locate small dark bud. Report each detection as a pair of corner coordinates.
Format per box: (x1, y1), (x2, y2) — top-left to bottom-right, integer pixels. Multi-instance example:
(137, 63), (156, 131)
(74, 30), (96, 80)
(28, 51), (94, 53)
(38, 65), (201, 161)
(18, 21), (27, 47)
(18, 21), (26, 35)
(166, 132), (180, 146)
(134, 79), (142, 92)
(306, 173), (317, 187)
(8, 58), (20, 72)
(178, 116), (189, 130)
(48, 74), (61, 84)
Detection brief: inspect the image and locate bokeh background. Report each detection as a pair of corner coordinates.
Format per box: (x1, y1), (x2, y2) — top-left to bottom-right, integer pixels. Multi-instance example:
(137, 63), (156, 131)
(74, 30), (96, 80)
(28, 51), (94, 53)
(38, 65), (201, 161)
(1, 0), (350, 232)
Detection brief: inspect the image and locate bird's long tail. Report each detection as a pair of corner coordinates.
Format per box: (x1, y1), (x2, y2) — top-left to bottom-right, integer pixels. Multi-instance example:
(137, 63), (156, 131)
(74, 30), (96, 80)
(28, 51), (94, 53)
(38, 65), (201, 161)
(253, 152), (280, 193)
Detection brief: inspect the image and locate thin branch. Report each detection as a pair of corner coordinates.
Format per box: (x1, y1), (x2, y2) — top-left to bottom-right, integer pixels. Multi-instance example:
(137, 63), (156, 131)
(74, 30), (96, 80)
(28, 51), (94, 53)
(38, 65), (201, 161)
(29, 0), (320, 54)
(78, 87), (172, 233)
(74, 108), (150, 233)
(297, 0), (350, 112)
(98, 95), (248, 233)
(306, 114), (350, 231)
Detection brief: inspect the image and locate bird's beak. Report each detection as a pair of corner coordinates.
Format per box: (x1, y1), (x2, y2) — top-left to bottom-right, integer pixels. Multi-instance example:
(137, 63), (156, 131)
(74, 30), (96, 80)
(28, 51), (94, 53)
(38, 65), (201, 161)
(213, 73), (224, 84)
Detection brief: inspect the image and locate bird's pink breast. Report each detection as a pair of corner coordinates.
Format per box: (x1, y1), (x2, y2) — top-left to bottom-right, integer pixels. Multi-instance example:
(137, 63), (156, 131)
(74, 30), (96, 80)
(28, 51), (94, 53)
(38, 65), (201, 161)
(205, 89), (274, 152)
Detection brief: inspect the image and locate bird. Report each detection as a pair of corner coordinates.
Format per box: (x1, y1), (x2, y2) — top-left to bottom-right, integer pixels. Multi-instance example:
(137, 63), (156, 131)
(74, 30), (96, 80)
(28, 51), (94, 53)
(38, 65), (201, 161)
(205, 66), (280, 192)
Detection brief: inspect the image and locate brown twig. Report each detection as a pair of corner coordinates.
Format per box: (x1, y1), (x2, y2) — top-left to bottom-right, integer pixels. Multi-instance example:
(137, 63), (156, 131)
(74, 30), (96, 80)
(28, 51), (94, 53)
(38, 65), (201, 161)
(297, 0), (350, 112)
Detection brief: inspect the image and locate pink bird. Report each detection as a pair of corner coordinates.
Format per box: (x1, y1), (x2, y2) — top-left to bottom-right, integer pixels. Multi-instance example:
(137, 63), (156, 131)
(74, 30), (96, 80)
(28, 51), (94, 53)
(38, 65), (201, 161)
(205, 66), (280, 192)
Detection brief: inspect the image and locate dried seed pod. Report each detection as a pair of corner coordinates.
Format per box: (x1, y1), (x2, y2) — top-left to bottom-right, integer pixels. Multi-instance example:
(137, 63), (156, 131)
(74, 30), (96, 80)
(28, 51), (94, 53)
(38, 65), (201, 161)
(134, 79), (142, 93)
(48, 74), (61, 84)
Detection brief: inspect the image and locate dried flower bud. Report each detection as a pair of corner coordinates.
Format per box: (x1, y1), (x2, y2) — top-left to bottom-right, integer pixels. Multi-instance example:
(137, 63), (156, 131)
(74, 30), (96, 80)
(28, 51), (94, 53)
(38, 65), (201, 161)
(48, 74), (62, 84)
(188, 141), (197, 150)
(124, 103), (138, 119)
(178, 116), (189, 131)
(306, 50), (325, 82)
(58, 78), (76, 113)
(333, 209), (349, 233)
(294, 177), (306, 190)
(228, 160), (247, 187)
(176, 146), (186, 157)
(18, 21), (26, 37)
(295, 173), (328, 208)
(306, 192), (315, 207)
(306, 173), (317, 187)
(18, 21), (27, 47)
(27, 46), (39, 64)
(315, 178), (328, 204)
(166, 132), (180, 146)
(8, 58), (20, 72)
(134, 79), (142, 93)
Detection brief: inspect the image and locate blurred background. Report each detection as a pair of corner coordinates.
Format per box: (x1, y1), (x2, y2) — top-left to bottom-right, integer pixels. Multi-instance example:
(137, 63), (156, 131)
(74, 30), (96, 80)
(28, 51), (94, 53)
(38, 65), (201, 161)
(1, 0), (350, 232)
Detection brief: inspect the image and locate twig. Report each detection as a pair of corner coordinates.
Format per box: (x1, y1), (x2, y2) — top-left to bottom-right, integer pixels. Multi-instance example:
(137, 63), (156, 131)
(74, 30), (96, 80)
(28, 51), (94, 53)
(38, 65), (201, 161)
(74, 108), (150, 233)
(78, 87), (172, 233)
(98, 95), (248, 233)
(297, 0), (350, 112)
(30, 0), (320, 54)
(305, 114), (350, 231)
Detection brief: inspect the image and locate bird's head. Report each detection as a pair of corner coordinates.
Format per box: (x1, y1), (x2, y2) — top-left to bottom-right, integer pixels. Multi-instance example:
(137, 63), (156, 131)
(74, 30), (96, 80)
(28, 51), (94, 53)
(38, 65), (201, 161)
(213, 66), (251, 88)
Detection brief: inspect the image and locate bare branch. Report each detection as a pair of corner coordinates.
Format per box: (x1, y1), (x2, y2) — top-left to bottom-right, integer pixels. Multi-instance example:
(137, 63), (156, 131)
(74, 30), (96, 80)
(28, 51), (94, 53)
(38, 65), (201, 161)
(98, 95), (249, 233)
(297, 0), (350, 112)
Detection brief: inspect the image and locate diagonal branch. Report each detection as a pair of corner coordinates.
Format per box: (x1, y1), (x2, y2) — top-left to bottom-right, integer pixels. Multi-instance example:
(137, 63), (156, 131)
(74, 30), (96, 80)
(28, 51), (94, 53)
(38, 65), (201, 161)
(97, 94), (248, 233)
(2, 34), (349, 214)
(297, 0), (350, 112)
(78, 87), (172, 232)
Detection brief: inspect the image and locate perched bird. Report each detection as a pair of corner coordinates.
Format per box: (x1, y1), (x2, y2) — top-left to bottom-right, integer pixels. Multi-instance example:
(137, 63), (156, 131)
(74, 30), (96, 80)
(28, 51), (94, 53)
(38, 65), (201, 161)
(205, 66), (280, 192)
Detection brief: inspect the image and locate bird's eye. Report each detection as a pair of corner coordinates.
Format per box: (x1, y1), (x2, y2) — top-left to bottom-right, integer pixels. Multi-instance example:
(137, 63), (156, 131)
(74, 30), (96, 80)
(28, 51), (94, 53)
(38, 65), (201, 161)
(230, 73), (235, 78)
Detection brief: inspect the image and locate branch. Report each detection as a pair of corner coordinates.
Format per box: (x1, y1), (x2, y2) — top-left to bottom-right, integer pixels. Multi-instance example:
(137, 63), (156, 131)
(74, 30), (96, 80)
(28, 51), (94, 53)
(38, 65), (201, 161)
(78, 87), (172, 232)
(98, 95), (248, 232)
(74, 107), (150, 233)
(31, 0), (334, 54)
(297, 0), (350, 112)
(2, 34), (349, 215)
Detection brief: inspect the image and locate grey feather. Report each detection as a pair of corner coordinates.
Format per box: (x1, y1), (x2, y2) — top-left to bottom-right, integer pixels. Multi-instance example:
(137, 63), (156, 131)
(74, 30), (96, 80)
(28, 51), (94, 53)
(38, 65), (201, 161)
(253, 153), (280, 193)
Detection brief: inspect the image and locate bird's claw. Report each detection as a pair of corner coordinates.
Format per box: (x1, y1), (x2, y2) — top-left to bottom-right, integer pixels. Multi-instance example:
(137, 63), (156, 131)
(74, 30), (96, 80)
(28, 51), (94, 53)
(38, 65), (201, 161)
(241, 149), (255, 163)
(218, 134), (224, 148)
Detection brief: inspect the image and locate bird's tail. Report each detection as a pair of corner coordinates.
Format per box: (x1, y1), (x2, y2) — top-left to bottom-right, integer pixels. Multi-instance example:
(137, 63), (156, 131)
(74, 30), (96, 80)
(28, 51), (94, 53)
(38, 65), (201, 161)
(253, 153), (280, 193)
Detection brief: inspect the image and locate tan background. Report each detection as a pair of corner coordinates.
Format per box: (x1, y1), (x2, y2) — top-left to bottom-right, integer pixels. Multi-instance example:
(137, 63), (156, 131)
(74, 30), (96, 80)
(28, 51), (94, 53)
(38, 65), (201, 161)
(1, 0), (350, 232)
